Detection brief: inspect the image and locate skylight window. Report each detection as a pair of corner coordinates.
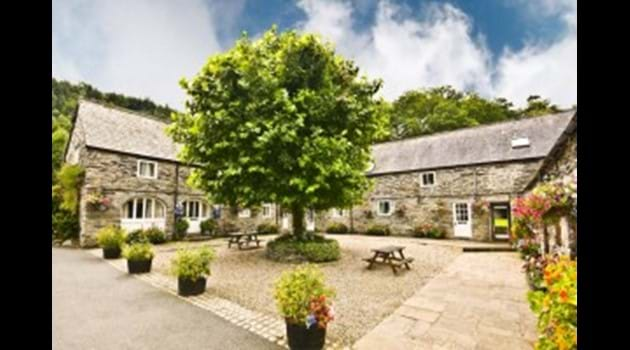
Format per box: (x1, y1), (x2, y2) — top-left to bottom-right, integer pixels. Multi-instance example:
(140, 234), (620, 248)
(511, 137), (530, 148)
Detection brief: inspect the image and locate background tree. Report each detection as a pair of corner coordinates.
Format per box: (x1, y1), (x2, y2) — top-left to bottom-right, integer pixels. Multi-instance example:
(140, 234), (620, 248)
(520, 95), (561, 118)
(168, 28), (388, 238)
(389, 86), (518, 140)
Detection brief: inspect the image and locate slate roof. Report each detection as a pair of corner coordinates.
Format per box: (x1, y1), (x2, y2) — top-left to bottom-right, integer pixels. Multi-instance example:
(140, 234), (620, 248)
(72, 99), (575, 172)
(74, 99), (182, 162)
(368, 110), (576, 176)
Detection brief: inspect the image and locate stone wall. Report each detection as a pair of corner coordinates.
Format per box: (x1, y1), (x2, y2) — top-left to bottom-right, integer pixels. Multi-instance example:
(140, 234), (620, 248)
(315, 160), (543, 241)
(539, 129), (577, 181)
(78, 149), (208, 247)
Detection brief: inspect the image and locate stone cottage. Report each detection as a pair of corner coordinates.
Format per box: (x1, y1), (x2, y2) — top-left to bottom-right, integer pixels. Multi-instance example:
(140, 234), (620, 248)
(64, 100), (279, 247)
(317, 110), (577, 241)
(65, 99), (576, 246)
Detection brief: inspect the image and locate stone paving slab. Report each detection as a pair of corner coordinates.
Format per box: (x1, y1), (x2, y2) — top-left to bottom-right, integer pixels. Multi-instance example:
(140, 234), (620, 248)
(353, 252), (537, 350)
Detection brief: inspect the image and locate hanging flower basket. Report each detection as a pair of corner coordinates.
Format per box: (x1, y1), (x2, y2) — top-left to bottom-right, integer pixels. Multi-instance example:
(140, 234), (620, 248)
(86, 192), (112, 211)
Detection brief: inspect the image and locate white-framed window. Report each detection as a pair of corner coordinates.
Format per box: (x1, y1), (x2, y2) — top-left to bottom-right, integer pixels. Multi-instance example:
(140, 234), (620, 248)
(376, 200), (394, 216)
(262, 204), (273, 218)
(331, 208), (346, 218)
(238, 208), (251, 218)
(123, 198), (166, 219)
(180, 201), (211, 220)
(137, 160), (158, 179)
(420, 172), (436, 187)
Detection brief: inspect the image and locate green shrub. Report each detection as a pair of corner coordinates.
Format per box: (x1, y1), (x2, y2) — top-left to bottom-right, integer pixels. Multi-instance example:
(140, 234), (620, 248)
(170, 246), (216, 280)
(326, 223), (348, 234)
(257, 223), (279, 234)
(273, 264), (335, 325)
(174, 219), (189, 240)
(414, 223), (445, 239)
(527, 256), (577, 350)
(126, 229), (148, 244)
(95, 225), (126, 249)
(365, 224), (390, 236)
(52, 208), (79, 242)
(123, 243), (154, 261)
(426, 228), (446, 239)
(200, 218), (218, 235)
(144, 227), (167, 244)
(266, 234), (340, 263)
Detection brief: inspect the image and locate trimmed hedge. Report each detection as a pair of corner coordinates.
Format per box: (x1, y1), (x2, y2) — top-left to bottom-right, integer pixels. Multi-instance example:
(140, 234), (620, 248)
(200, 218), (218, 235)
(365, 224), (391, 236)
(326, 223), (348, 234)
(125, 228), (167, 244)
(266, 234), (340, 263)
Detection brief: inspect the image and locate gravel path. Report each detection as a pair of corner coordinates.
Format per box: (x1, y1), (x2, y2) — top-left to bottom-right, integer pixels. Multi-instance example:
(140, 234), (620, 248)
(152, 234), (461, 345)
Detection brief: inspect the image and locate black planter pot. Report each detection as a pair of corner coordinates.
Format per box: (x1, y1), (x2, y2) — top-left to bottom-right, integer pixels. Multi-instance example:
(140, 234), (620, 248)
(103, 247), (121, 259)
(127, 259), (152, 274)
(178, 276), (206, 296)
(286, 320), (326, 350)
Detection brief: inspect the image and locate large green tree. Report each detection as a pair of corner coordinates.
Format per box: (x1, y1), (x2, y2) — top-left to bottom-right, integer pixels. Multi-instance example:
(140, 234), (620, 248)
(168, 28), (388, 237)
(520, 95), (562, 118)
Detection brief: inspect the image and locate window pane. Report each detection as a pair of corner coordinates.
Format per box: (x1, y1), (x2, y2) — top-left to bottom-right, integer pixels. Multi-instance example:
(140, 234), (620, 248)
(148, 163), (155, 177)
(125, 201), (133, 218)
(136, 199), (144, 219)
(145, 199), (153, 218)
(182, 202), (187, 217)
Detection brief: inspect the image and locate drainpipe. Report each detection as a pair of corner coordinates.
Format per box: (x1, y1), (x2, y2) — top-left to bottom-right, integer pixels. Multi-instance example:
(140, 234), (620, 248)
(173, 163), (180, 238)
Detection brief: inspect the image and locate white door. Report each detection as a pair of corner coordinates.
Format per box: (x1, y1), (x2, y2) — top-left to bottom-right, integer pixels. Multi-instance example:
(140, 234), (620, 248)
(306, 209), (315, 231)
(282, 213), (290, 230)
(453, 202), (472, 238)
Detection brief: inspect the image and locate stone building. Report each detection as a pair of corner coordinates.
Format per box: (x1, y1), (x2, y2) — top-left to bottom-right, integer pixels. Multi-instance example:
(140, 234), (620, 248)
(65, 100), (279, 247)
(318, 110), (577, 242)
(66, 99), (576, 246)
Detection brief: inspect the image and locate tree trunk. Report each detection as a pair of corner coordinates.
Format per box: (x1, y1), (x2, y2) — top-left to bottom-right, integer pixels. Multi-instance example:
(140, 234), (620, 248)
(291, 205), (305, 239)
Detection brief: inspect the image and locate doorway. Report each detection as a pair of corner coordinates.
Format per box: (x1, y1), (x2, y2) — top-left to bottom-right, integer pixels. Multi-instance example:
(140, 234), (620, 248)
(490, 203), (510, 240)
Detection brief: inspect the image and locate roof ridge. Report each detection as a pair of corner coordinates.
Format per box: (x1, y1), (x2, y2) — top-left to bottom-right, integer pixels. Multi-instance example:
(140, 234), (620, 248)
(373, 109), (576, 148)
(78, 98), (172, 124)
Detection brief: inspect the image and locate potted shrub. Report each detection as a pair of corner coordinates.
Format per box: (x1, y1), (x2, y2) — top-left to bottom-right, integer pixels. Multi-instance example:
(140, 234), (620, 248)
(123, 243), (154, 274)
(174, 218), (189, 240)
(274, 264), (335, 350)
(126, 229), (147, 244)
(170, 246), (215, 296)
(200, 218), (218, 236)
(95, 225), (126, 259)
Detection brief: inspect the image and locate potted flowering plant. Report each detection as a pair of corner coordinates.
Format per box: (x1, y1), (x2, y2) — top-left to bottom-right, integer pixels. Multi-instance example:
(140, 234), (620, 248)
(123, 242), (154, 274)
(274, 264), (335, 350)
(86, 192), (111, 211)
(95, 225), (126, 259)
(170, 246), (215, 296)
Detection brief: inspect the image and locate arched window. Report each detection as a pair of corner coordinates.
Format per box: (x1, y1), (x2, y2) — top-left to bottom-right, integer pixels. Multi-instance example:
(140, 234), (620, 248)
(122, 198), (166, 219)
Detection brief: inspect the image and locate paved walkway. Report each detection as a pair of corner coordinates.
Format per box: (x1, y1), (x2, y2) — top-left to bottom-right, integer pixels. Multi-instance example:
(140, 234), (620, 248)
(354, 252), (537, 350)
(53, 248), (281, 350)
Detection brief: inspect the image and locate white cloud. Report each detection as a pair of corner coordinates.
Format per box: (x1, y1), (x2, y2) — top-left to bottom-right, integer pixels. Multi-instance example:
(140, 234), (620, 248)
(297, 0), (576, 108)
(53, 0), (225, 109)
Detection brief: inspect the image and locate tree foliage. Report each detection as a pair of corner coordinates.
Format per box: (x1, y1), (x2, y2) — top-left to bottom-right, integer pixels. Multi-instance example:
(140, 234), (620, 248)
(168, 27), (388, 236)
(388, 86), (565, 140)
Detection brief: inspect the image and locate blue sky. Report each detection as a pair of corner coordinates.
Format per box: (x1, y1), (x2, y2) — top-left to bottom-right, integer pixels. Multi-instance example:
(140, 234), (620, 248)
(53, 0), (576, 109)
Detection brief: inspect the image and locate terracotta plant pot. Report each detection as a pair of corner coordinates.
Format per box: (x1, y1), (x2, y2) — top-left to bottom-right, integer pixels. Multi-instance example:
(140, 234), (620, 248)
(103, 247), (121, 259)
(127, 259), (152, 274)
(286, 320), (326, 350)
(178, 276), (206, 296)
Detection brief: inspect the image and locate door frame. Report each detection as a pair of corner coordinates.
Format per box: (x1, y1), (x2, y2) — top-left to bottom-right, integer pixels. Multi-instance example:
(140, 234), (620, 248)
(490, 202), (511, 241)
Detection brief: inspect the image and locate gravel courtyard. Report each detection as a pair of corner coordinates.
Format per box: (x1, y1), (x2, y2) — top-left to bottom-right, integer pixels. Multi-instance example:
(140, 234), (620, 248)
(151, 234), (461, 344)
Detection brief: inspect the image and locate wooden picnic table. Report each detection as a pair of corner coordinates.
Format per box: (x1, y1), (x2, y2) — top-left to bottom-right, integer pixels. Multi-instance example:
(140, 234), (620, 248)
(227, 231), (261, 250)
(363, 245), (414, 275)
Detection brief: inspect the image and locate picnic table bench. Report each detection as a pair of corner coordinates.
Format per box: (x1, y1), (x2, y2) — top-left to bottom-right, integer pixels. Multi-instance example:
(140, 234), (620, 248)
(363, 245), (414, 275)
(227, 231), (261, 250)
